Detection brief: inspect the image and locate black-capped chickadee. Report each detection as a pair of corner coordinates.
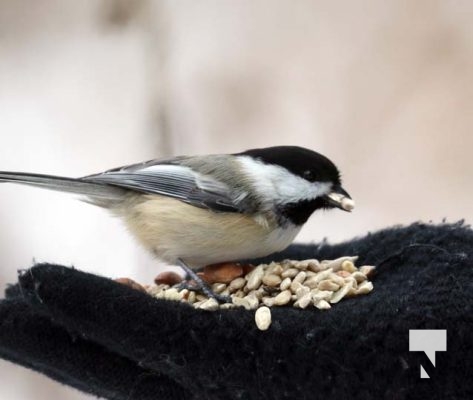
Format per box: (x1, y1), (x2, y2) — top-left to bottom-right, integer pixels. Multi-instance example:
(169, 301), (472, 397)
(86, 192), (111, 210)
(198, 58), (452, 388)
(0, 146), (354, 299)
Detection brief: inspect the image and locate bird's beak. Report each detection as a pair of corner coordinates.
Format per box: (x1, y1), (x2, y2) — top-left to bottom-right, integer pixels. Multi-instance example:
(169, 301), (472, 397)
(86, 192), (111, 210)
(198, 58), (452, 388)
(323, 186), (355, 212)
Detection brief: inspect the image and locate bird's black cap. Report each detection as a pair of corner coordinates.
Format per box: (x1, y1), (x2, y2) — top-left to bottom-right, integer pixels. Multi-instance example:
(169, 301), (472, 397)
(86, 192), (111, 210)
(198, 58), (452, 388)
(237, 146), (341, 185)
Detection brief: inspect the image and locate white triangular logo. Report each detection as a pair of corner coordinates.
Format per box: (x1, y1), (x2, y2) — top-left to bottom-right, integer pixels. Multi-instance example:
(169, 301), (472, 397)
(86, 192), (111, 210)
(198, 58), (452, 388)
(420, 365), (430, 378)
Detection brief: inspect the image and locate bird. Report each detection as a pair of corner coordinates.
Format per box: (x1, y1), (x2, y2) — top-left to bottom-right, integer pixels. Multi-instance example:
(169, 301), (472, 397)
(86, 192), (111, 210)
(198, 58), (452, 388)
(0, 146), (354, 301)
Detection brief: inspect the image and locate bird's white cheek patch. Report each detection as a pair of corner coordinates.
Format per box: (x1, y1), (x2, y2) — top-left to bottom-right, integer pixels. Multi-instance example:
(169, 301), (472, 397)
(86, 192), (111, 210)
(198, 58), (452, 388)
(237, 156), (331, 204)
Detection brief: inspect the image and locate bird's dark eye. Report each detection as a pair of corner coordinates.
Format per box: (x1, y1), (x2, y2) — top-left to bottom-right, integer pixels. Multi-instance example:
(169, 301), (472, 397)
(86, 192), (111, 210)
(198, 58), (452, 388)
(303, 170), (316, 182)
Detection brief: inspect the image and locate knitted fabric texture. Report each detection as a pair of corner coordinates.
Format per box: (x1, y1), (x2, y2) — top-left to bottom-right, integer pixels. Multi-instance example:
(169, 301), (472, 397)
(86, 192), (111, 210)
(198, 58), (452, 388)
(0, 221), (472, 400)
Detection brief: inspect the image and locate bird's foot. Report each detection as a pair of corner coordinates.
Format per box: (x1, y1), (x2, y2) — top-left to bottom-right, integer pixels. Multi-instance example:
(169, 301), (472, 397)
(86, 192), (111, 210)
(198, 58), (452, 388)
(176, 259), (231, 304)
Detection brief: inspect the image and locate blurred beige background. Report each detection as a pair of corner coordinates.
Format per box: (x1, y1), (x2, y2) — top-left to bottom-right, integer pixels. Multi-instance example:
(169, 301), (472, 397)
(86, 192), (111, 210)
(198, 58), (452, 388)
(0, 1), (472, 399)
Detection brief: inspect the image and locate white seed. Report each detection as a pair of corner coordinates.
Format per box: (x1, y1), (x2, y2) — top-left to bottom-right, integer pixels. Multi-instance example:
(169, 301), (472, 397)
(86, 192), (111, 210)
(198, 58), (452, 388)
(347, 285), (357, 297)
(297, 292), (312, 309)
(307, 259), (324, 272)
(315, 299), (331, 309)
(164, 288), (182, 301)
(246, 289), (259, 300)
(212, 283), (227, 293)
(187, 291), (196, 303)
(254, 287), (266, 300)
(341, 197), (355, 211)
(267, 262), (277, 271)
(294, 260), (309, 270)
(281, 268), (298, 278)
(295, 285), (310, 299)
(341, 260), (357, 273)
(317, 280), (340, 291)
(196, 294), (207, 302)
(245, 293), (260, 310)
(232, 296), (252, 310)
(305, 269), (333, 288)
(255, 307), (272, 331)
(351, 271), (367, 283)
(273, 264), (284, 275)
(262, 274), (282, 287)
(280, 277), (292, 290)
(329, 273), (346, 287)
(323, 256), (358, 272)
(262, 297), (275, 307)
(198, 298), (219, 311)
(304, 276), (320, 289)
(330, 282), (352, 304)
(356, 281), (374, 294)
(228, 277), (246, 292)
(290, 280), (303, 293)
(234, 289), (245, 297)
(246, 264), (264, 280)
(293, 271), (307, 284)
(311, 289), (333, 301)
(344, 276), (358, 289)
(273, 290), (292, 305)
(246, 265), (265, 290)
(336, 270), (351, 278)
(268, 263), (283, 275)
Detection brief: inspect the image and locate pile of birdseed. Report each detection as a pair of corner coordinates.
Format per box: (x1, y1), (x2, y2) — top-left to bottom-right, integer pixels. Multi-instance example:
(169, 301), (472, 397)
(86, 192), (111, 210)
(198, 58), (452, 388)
(145, 256), (375, 331)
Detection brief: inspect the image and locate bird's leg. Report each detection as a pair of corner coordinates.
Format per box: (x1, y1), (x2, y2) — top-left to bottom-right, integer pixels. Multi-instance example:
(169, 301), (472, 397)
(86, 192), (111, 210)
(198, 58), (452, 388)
(176, 258), (231, 304)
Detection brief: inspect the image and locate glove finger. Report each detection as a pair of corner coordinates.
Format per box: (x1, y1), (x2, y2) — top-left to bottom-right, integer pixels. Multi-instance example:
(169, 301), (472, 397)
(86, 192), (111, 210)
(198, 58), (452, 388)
(0, 298), (191, 400)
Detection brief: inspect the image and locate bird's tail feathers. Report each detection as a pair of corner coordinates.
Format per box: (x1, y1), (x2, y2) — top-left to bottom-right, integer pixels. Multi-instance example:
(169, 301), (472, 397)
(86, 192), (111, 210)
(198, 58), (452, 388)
(0, 171), (127, 204)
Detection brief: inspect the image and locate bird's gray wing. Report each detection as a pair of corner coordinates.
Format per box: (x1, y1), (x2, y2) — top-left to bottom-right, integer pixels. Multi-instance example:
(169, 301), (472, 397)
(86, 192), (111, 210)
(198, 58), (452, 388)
(82, 160), (242, 213)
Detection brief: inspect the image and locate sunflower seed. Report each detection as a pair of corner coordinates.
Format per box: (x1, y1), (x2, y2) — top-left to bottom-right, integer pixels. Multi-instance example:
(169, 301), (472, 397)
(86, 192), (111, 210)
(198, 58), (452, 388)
(255, 307), (272, 331)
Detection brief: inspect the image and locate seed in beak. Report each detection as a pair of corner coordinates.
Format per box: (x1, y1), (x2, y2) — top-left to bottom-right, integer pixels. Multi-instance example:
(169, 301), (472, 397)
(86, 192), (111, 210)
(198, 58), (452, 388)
(325, 192), (355, 212)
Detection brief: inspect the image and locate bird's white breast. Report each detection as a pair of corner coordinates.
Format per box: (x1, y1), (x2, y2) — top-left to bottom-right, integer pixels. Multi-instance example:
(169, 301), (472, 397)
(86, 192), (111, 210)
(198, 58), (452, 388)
(118, 195), (301, 267)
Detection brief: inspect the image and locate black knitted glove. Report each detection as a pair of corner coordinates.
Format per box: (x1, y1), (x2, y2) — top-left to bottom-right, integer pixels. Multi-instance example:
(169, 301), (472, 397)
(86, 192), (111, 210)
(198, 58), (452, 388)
(0, 222), (472, 400)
